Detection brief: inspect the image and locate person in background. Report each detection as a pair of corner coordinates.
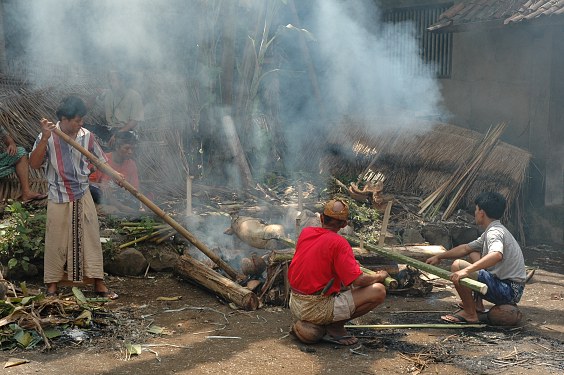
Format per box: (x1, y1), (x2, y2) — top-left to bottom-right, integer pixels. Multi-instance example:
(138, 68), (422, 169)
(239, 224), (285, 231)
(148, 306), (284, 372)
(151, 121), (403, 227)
(85, 70), (144, 149)
(288, 198), (388, 345)
(89, 130), (143, 214)
(29, 96), (118, 299)
(426, 192), (526, 323)
(0, 125), (47, 202)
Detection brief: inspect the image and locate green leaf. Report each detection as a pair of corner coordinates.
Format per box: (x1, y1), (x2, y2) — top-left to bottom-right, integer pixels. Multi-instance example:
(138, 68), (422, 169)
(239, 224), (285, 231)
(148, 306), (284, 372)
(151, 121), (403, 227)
(72, 287), (87, 304)
(43, 328), (62, 339)
(13, 330), (32, 348)
(7, 258), (17, 269)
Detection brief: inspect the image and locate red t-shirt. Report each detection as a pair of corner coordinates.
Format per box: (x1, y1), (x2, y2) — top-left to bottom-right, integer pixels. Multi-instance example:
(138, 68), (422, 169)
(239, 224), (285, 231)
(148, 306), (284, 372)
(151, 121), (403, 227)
(288, 227), (362, 295)
(89, 152), (139, 189)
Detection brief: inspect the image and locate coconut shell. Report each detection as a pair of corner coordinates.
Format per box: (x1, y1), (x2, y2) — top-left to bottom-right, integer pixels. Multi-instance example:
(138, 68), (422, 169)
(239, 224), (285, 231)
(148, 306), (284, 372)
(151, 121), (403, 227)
(292, 320), (326, 344)
(487, 304), (522, 326)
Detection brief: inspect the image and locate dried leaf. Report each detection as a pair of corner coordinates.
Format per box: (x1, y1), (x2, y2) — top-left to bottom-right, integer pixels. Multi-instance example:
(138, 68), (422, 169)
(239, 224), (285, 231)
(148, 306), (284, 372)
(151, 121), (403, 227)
(4, 358), (29, 368)
(125, 343), (142, 356)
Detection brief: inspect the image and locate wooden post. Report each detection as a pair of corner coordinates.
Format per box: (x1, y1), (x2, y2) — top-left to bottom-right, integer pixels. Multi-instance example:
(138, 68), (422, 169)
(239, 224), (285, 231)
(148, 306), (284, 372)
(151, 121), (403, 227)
(50, 127), (243, 281)
(186, 175), (194, 216)
(379, 200), (393, 246)
(344, 236), (488, 295)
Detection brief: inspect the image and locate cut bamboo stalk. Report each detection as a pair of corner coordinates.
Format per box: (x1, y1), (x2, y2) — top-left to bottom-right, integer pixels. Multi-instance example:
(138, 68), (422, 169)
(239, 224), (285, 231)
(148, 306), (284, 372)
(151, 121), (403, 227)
(119, 227), (171, 249)
(51, 127), (243, 281)
(344, 324), (486, 329)
(344, 236), (488, 295)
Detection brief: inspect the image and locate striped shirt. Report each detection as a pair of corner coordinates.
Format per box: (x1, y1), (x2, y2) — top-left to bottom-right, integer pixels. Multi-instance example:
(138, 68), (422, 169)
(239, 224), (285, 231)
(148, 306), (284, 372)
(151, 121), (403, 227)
(33, 123), (107, 203)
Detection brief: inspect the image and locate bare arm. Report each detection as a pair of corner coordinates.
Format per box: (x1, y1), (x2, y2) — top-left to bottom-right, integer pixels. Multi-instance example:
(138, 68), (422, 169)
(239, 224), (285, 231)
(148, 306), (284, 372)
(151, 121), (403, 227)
(426, 244), (476, 265)
(450, 251), (503, 283)
(3, 133), (17, 155)
(351, 270), (389, 288)
(29, 119), (55, 169)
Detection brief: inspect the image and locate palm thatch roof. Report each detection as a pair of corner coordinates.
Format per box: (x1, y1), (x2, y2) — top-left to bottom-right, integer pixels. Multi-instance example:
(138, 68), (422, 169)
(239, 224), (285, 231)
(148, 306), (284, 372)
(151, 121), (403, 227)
(322, 118), (531, 220)
(0, 65), (198, 202)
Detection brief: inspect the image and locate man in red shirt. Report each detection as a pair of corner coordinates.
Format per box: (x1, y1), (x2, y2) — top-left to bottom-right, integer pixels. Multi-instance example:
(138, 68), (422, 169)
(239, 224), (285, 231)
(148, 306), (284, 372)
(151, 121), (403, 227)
(288, 199), (388, 345)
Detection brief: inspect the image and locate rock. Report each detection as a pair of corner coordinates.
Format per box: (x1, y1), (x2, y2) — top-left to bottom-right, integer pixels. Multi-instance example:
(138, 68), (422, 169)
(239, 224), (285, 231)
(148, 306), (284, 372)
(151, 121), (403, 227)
(448, 224), (479, 246)
(105, 248), (148, 276)
(402, 228), (425, 244)
(421, 224), (451, 249)
(142, 247), (180, 272)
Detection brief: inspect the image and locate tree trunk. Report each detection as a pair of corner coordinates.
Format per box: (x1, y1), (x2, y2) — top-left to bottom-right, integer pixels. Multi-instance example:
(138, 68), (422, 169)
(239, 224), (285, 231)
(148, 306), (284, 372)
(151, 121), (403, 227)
(175, 255), (259, 311)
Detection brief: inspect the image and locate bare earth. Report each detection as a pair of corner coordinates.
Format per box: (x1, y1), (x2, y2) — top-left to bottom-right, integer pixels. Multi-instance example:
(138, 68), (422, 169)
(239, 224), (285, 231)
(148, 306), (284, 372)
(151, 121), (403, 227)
(1, 264), (563, 375)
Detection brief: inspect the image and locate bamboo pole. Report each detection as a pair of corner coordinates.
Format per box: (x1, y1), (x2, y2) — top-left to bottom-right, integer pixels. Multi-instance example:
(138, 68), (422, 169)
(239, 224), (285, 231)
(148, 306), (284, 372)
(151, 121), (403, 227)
(344, 236), (488, 295)
(50, 127), (243, 281)
(344, 324), (486, 329)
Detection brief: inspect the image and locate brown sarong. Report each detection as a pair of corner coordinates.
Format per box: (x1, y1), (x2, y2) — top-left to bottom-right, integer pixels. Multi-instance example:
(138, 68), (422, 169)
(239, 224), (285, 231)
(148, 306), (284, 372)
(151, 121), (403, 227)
(44, 190), (104, 283)
(289, 292), (335, 325)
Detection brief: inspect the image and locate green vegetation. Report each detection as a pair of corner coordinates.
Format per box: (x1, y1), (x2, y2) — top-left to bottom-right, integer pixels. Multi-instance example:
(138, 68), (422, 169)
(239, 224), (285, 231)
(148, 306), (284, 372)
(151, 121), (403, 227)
(0, 202), (46, 272)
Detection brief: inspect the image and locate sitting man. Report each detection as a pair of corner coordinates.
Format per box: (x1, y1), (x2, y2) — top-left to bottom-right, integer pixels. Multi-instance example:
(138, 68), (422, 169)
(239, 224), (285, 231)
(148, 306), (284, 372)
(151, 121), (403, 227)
(288, 198), (388, 345)
(89, 131), (142, 214)
(426, 192), (526, 324)
(0, 125), (46, 202)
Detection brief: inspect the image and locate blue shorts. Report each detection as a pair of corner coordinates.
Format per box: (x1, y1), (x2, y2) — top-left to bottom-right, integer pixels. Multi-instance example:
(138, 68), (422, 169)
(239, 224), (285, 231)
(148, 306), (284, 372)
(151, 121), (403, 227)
(478, 270), (524, 305)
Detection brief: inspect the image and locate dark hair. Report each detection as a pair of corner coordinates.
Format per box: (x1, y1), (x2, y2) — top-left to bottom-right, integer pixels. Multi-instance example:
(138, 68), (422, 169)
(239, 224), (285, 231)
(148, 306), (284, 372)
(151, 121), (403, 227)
(56, 96), (87, 121)
(321, 214), (347, 228)
(114, 131), (138, 148)
(474, 192), (506, 219)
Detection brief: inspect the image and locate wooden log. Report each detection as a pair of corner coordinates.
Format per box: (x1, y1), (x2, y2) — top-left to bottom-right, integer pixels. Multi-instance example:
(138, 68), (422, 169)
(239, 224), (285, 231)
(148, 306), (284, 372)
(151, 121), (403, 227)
(174, 255), (259, 311)
(344, 236), (488, 295)
(50, 126), (243, 281)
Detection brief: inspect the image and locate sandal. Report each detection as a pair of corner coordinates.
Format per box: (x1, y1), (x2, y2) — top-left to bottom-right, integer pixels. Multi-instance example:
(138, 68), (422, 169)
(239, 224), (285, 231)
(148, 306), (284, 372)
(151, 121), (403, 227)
(45, 291), (57, 297)
(96, 290), (119, 300)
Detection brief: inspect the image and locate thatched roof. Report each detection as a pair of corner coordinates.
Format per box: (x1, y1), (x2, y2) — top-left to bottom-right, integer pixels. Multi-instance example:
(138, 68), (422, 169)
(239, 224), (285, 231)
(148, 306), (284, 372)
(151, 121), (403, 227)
(429, 0), (564, 32)
(322, 119), (531, 217)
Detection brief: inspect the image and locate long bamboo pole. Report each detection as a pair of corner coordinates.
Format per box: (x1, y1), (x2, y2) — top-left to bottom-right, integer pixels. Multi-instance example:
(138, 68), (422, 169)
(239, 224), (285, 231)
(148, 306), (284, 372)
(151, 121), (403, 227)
(344, 324), (486, 329)
(51, 127), (243, 281)
(344, 236), (488, 295)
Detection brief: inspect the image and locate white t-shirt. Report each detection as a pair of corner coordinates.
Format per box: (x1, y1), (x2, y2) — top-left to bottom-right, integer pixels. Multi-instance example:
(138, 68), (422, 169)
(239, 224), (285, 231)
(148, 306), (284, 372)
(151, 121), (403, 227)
(468, 220), (526, 282)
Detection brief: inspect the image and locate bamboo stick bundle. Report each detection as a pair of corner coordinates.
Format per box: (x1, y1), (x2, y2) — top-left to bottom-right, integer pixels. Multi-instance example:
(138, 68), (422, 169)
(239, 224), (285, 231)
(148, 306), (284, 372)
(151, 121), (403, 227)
(418, 123), (506, 218)
(344, 236), (487, 295)
(441, 124), (506, 219)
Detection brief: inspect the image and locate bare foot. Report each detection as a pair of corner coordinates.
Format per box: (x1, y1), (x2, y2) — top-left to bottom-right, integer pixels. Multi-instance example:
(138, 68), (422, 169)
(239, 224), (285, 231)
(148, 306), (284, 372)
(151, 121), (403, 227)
(324, 325), (358, 346)
(441, 311), (479, 324)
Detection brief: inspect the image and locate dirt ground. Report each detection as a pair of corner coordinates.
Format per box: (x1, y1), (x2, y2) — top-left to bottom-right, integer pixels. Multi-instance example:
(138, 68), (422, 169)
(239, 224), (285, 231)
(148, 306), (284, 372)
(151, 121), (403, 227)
(1, 251), (563, 375)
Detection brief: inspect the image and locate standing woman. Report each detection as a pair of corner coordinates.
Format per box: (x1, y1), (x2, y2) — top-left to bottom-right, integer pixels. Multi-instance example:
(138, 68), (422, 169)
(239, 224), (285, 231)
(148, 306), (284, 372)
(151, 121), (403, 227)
(29, 96), (118, 299)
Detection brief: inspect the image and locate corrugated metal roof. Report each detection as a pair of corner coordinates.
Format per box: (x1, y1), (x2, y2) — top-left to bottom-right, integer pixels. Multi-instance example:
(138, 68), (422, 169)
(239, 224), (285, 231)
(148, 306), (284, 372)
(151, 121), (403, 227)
(428, 0), (564, 31)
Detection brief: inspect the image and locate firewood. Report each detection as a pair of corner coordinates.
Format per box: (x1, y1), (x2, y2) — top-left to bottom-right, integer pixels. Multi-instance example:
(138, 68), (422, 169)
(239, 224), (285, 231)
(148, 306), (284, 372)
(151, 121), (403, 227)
(174, 255), (259, 311)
